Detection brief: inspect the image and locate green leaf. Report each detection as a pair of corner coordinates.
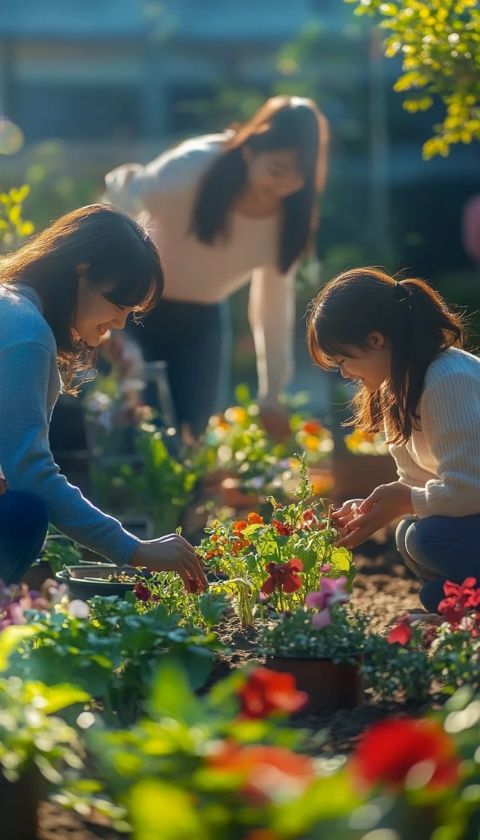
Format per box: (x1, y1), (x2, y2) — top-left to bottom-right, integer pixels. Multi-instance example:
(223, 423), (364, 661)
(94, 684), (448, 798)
(129, 778), (207, 840)
(0, 624), (38, 670)
(147, 660), (202, 724)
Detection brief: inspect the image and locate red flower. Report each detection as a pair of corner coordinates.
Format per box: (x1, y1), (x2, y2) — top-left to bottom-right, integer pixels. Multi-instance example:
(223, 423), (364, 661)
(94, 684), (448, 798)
(134, 581), (151, 602)
(387, 615), (413, 646)
(271, 519), (294, 537)
(208, 742), (315, 804)
(261, 558), (303, 595)
(438, 577), (480, 628)
(351, 717), (460, 791)
(239, 667), (307, 719)
(247, 512), (264, 525)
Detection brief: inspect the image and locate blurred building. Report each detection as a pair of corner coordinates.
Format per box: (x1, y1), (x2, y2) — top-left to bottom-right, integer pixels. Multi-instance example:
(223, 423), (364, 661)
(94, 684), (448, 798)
(0, 0), (332, 147)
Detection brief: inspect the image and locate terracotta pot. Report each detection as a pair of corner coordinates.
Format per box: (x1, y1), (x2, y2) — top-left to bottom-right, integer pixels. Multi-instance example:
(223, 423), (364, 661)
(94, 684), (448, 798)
(266, 655), (363, 714)
(0, 768), (41, 840)
(332, 454), (397, 504)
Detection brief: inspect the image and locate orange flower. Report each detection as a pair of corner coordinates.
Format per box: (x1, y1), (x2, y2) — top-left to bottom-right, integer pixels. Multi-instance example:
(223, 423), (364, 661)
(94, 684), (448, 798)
(247, 512), (264, 525)
(232, 520), (248, 535)
(208, 742), (315, 804)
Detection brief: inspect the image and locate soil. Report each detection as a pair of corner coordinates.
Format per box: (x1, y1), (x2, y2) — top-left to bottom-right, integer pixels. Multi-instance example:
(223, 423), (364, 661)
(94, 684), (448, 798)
(37, 532), (427, 840)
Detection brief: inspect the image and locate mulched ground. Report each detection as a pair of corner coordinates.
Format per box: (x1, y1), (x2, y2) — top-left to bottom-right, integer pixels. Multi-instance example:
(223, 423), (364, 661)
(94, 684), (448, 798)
(38, 531), (425, 840)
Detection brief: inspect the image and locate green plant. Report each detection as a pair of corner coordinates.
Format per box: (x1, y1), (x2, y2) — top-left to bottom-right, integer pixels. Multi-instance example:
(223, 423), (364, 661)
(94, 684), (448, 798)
(0, 185), (35, 250)
(345, 0), (480, 158)
(9, 594), (220, 726)
(259, 604), (369, 664)
(198, 461), (353, 627)
(91, 426), (200, 534)
(40, 531), (82, 575)
(87, 660), (357, 839)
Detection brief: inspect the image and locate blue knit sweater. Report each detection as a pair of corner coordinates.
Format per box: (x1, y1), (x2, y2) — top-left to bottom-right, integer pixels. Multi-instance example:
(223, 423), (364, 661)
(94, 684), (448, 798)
(0, 284), (139, 564)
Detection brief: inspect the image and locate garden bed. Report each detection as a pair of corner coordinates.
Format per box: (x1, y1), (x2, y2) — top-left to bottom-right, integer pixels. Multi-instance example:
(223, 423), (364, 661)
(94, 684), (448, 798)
(35, 536), (433, 840)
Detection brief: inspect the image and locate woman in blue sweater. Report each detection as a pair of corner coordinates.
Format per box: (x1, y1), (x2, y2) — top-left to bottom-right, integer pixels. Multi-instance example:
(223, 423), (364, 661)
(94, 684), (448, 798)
(0, 204), (206, 590)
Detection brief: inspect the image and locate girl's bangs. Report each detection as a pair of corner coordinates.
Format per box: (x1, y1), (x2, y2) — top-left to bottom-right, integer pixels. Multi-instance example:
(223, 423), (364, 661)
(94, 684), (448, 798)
(308, 319), (349, 369)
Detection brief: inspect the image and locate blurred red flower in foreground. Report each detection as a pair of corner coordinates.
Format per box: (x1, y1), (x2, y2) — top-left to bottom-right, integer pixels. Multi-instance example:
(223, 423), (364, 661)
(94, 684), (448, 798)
(351, 717), (460, 791)
(387, 615), (413, 646)
(208, 742), (315, 803)
(239, 667), (307, 719)
(261, 559), (303, 595)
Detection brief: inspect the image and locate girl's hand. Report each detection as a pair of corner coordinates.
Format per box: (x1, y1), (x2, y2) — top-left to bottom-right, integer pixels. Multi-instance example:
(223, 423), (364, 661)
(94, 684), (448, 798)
(332, 498), (364, 531)
(131, 534), (207, 593)
(335, 482), (414, 549)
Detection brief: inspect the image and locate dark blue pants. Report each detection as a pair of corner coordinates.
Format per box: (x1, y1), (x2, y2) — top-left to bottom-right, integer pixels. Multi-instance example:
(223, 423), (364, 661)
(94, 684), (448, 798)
(0, 491), (49, 585)
(396, 514), (480, 612)
(128, 298), (231, 437)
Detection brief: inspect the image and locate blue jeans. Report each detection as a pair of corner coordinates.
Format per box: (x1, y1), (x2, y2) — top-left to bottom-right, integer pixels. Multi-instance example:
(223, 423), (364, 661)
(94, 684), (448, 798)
(0, 491), (49, 585)
(128, 298), (231, 437)
(396, 514), (480, 612)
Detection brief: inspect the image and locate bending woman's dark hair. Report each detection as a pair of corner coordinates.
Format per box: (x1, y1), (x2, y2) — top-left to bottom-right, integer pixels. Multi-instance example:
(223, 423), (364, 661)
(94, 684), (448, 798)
(0, 204), (164, 390)
(307, 267), (465, 444)
(190, 95), (329, 274)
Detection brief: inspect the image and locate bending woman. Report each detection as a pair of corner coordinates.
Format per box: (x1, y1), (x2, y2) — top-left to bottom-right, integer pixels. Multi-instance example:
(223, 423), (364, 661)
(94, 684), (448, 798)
(0, 204), (206, 589)
(105, 95), (329, 438)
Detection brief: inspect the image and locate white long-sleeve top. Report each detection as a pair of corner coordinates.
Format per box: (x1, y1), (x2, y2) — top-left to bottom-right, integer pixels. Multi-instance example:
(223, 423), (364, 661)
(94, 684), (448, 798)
(104, 134), (296, 405)
(389, 347), (480, 518)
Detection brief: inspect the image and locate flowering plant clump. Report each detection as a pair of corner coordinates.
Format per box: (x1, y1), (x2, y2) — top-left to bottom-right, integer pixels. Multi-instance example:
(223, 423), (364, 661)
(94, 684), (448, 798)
(365, 577), (480, 702)
(343, 429), (388, 455)
(87, 661), (341, 838)
(198, 462), (354, 625)
(259, 584), (368, 664)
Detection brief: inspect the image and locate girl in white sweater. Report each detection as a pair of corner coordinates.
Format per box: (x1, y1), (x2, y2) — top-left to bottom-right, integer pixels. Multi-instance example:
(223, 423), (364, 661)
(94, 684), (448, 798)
(105, 95), (329, 439)
(307, 267), (480, 612)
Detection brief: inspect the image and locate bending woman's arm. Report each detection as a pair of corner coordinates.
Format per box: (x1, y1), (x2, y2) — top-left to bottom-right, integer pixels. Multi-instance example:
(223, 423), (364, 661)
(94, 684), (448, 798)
(0, 341), (140, 564)
(248, 265), (295, 408)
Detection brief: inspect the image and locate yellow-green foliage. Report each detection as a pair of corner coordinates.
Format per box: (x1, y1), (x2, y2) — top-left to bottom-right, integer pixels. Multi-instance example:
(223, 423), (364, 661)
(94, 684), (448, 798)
(0, 185), (35, 249)
(345, 0), (480, 158)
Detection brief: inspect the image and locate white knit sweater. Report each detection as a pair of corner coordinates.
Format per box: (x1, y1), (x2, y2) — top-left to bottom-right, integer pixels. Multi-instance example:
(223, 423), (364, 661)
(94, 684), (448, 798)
(104, 134), (296, 405)
(389, 347), (480, 518)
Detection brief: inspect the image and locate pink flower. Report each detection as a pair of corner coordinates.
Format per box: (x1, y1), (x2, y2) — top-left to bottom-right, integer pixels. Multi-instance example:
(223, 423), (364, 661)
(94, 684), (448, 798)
(0, 601), (26, 630)
(306, 576), (349, 629)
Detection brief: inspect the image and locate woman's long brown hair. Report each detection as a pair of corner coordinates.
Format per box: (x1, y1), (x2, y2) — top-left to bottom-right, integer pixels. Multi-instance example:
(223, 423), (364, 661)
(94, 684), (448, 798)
(0, 204), (164, 391)
(190, 95), (329, 274)
(307, 267), (465, 443)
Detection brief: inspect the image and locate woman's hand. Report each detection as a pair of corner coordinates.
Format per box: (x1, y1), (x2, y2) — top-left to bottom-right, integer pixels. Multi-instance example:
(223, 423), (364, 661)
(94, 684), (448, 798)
(335, 482), (414, 549)
(131, 533), (207, 593)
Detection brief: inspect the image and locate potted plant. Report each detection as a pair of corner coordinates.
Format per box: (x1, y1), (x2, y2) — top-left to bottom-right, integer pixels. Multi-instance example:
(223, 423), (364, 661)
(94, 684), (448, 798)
(258, 576), (368, 714)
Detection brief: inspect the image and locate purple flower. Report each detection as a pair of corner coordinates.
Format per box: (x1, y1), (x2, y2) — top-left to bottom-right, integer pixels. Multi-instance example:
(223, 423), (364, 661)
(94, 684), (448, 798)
(305, 576), (349, 629)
